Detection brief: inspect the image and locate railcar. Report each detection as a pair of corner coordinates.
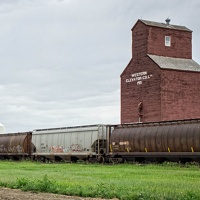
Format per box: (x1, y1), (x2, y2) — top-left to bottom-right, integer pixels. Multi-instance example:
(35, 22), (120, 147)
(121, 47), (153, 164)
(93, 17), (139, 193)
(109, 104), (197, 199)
(0, 132), (32, 160)
(32, 124), (110, 162)
(109, 119), (200, 163)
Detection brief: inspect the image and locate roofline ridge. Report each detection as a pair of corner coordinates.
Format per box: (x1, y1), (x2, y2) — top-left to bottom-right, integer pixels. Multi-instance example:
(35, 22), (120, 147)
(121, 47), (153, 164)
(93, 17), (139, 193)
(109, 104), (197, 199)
(135, 19), (192, 32)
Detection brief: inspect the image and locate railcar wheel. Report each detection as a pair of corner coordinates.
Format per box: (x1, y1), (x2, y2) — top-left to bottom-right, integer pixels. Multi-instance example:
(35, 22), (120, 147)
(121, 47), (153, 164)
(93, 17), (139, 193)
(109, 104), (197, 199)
(37, 156), (46, 162)
(88, 157), (98, 163)
(109, 157), (124, 164)
(98, 156), (105, 164)
(71, 156), (78, 163)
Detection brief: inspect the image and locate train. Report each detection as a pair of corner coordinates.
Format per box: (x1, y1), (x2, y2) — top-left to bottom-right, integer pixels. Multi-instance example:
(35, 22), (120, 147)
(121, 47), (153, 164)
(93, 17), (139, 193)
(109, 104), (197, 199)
(1, 118), (200, 163)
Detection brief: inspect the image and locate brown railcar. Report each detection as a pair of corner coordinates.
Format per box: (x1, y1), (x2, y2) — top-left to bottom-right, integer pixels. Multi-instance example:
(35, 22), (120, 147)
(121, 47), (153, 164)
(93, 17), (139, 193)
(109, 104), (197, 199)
(0, 132), (32, 160)
(109, 119), (200, 162)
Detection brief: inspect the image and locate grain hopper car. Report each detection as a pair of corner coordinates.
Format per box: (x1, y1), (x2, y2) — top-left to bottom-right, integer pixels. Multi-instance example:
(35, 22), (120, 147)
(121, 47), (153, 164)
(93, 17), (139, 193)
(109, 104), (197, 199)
(0, 132), (32, 160)
(109, 119), (200, 163)
(32, 124), (109, 162)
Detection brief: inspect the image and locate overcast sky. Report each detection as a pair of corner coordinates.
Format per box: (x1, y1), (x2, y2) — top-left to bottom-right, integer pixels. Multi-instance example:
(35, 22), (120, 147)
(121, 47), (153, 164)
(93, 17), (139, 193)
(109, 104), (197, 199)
(0, 0), (199, 132)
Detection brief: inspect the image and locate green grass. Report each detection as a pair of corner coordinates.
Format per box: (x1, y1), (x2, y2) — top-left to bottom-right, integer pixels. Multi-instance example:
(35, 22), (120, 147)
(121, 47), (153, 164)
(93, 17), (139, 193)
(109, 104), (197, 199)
(0, 161), (200, 199)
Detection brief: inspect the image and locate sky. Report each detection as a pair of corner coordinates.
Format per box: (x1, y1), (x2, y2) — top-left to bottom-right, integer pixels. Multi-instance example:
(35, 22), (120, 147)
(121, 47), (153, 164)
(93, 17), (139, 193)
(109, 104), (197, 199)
(0, 0), (199, 133)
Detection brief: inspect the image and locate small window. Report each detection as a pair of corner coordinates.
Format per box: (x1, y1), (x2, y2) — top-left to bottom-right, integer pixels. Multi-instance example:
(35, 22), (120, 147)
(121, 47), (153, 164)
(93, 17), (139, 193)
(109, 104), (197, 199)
(165, 36), (171, 46)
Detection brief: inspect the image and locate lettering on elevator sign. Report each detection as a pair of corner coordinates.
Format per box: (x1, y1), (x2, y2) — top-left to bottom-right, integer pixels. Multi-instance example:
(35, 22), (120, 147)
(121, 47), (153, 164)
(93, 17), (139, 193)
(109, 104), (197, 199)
(126, 71), (153, 85)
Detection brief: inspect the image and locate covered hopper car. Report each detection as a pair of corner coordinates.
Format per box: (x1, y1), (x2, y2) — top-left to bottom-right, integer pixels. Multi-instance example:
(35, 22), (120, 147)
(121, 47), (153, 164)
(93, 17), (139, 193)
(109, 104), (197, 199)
(31, 124), (109, 162)
(109, 118), (200, 163)
(0, 132), (32, 160)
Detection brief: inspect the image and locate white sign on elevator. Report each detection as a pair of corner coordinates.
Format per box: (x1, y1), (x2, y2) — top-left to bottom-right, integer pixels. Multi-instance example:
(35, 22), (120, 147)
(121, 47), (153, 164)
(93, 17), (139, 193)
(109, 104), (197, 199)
(126, 71), (153, 85)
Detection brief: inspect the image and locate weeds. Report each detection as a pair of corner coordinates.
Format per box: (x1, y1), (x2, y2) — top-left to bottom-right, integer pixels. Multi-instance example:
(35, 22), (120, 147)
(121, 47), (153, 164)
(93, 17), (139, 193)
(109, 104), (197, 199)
(11, 175), (56, 193)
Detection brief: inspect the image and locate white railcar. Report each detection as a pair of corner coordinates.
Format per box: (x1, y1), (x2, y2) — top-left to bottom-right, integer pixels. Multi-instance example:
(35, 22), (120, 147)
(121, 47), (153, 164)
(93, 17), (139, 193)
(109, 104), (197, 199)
(32, 124), (110, 162)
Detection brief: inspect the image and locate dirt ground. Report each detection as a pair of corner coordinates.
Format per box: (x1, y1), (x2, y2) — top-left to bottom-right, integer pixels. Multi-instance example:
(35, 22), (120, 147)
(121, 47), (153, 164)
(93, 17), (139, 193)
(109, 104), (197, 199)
(0, 187), (116, 200)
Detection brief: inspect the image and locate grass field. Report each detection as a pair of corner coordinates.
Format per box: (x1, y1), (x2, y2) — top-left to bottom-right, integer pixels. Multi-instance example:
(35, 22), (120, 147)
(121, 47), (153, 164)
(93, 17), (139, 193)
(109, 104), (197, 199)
(0, 161), (200, 199)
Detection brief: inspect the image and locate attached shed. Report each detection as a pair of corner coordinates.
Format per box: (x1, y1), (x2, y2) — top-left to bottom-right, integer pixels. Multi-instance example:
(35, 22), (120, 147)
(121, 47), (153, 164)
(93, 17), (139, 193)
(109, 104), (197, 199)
(121, 19), (200, 123)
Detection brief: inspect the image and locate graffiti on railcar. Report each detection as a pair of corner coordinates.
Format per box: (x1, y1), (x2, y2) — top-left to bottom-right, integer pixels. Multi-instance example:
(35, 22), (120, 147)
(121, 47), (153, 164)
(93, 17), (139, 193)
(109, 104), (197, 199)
(70, 144), (83, 152)
(50, 144), (83, 153)
(0, 145), (23, 153)
(50, 146), (64, 153)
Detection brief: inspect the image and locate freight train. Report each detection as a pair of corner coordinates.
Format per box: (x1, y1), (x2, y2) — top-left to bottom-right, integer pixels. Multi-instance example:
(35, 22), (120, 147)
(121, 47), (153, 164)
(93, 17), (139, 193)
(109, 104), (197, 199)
(1, 118), (200, 163)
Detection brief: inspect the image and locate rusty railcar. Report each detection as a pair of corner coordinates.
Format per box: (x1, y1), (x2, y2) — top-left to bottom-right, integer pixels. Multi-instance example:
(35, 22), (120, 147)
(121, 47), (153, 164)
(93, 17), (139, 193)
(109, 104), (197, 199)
(0, 132), (32, 160)
(109, 119), (200, 162)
